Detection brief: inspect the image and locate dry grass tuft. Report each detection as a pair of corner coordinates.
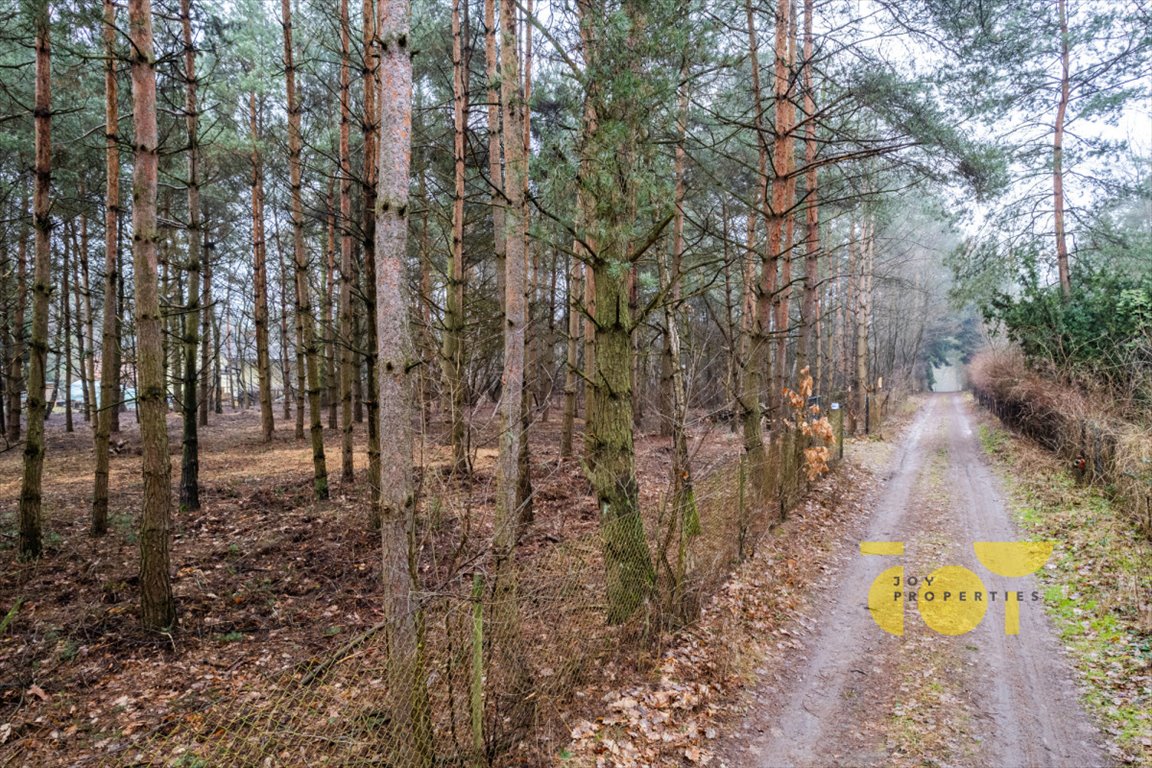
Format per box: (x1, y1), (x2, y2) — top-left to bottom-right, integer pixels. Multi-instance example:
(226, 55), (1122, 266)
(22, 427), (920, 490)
(971, 348), (1152, 537)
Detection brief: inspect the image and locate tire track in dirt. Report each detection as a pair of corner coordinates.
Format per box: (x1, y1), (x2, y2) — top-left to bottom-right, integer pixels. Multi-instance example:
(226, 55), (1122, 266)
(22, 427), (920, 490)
(720, 398), (938, 766)
(942, 394), (1106, 768)
(719, 394), (1108, 767)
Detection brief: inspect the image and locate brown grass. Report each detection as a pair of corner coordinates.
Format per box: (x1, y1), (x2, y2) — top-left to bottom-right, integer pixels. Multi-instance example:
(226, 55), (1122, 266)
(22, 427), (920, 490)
(970, 348), (1152, 536)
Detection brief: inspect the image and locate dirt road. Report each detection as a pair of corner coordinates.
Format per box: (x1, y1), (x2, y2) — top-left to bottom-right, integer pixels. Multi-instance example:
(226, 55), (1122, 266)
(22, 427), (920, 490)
(721, 393), (1109, 768)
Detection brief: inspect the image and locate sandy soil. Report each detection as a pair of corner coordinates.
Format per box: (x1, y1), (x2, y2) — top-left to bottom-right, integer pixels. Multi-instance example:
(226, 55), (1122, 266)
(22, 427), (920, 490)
(720, 393), (1108, 768)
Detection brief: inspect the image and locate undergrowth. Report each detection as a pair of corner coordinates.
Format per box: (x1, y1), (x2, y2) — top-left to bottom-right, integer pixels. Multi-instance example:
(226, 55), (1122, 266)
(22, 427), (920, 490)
(978, 416), (1152, 765)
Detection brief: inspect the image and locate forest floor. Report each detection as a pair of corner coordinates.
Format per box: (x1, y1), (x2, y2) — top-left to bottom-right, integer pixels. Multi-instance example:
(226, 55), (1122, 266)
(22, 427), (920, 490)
(3, 393), (1141, 767)
(0, 399), (744, 766)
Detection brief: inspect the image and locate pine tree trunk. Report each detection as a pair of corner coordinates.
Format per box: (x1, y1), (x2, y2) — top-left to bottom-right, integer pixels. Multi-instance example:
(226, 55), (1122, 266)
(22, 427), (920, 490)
(47, 323), (60, 423)
(211, 280), (222, 414)
(0, 242), (9, 439)
(864, 216), (875, 420)
(518, 0), (536, 518)
(774, 2), (798, 402)
(740, 0), (769, 500)
(199, 227), (211, 426)
(582, 249), (596, 409)
(376, 0), (432, 757)
(796, 0), (818, 378)
(491, 0), (534, 721)
(415, 164), (435, 427)
(338, 0), (355, 482)
(629, 266), (642, 430)
(19, 4), (50, 560)
(527, 0), (544, 428)
(663, 79), (699, 618)
(62, 223), (74, 433)
(324, 179), (338, 430)
(113, 223), (125, 430)
(6, 209), (26, 444)
(276, 225), (293, 422)
(129, 0), (176, 629)
(560, 249), (581, 458)
(352, 324), (364, 423)
(721, 201), (738, 426)
(362, 0), (381, 512)
(578, 0), (656, 623)
(443, 0), (469, 475)
(291, 214), (305, 434)
(251, 92), (275, 442)
(282, 0), (329, 498)
(765, 0), (790, 424)
(841, 232), (853, 399)
(575, 17), (598, 441)
(587, 267), (654, 623)
(69, 225), (90, 424)
(79, 214), (97, 423)
(853, 216), (871, 433)
(659, 322), (673, 438)
(845, 218), (856, 425)
(541, 247), (558, 423)
(485, 0), (505, 297)
(161, 223), (179, 413)
(179, 0), (201, 511)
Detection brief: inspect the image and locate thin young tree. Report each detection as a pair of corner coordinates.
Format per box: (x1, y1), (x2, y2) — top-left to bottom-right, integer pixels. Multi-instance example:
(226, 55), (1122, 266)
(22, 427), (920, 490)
(179, 0), (202, 510)
(5, 211), (26, 444)
(361, 0), (382, 511)
(765, 0), (792, 423)
(66, 223), (90, 425)
(251, 92), (274, 441)
(129, 0), (176, 629)
(516, 0), (534, 523)
(281, 0), (329, 499)
(796, 0), (819, 376)
(62, 222), (73, 433)
(323, 179), (338, 429)
(485, 0), (504, 291)
(490, 0), (535, 723)
(337, 0), (354, 481)
(77, 214), (97, 423)
(776, 2), (800, 405)
(740, 0), (770, 500)
(199, 218), (212, 426)
(560, 246), (581, 458)
(276, 226), (293, 421)
(442, 0), (468, 475)
(0, 240), (8, 439)
(662, 75), (699, 616)
(0, 240), (9, 439)
(19, 0), (52, 560)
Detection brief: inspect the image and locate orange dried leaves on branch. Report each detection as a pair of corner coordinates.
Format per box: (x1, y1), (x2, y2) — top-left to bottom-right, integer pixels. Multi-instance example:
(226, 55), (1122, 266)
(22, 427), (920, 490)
(783, 367), (835, 481)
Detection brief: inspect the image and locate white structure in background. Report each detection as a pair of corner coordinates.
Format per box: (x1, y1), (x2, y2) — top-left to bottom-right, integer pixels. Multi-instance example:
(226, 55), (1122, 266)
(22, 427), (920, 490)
(46, 357), (298, 410)
(932, 358), (966, 393)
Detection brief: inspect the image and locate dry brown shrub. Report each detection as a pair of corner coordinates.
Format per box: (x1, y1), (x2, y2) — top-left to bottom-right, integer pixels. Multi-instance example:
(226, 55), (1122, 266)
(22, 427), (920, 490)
(972, 348), (1152, 538)
(1115, 425), (1152, 535)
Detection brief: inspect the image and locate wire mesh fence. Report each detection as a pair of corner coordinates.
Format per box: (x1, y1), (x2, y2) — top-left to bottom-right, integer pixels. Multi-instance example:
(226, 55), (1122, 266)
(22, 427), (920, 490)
(122, 408), (843, 768)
